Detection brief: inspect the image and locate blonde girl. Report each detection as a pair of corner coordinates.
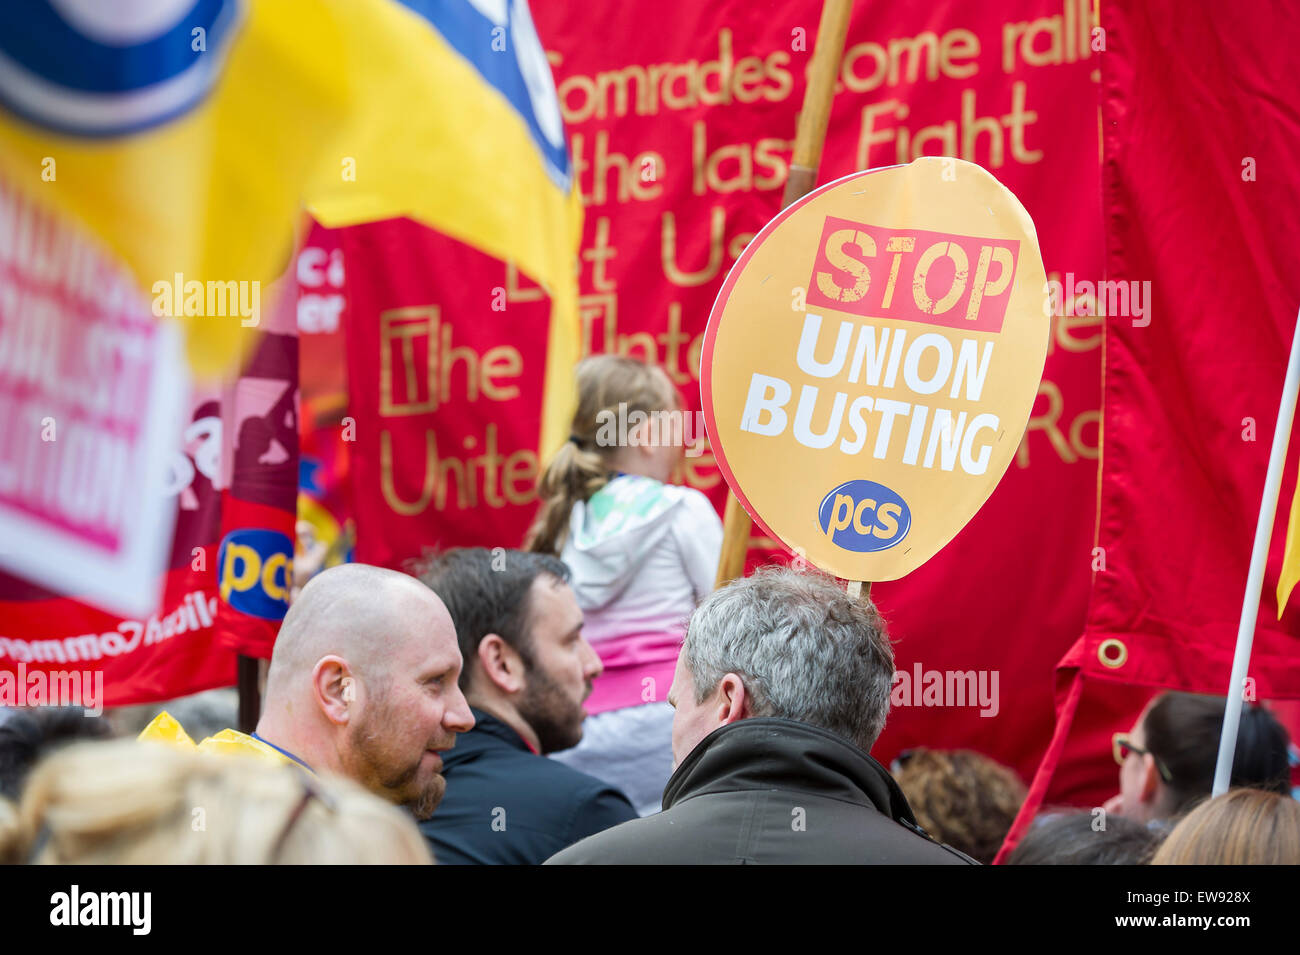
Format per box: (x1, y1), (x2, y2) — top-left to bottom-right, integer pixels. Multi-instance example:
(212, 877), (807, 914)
(528, 354), (722, 814)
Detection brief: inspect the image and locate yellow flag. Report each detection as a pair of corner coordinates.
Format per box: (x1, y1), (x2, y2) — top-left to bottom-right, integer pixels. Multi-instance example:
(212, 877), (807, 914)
(0, 1), (581, 456)
(300, 0), (583, 459)
(0, 1), (352, 378)
(1277, 463), (1300, 617)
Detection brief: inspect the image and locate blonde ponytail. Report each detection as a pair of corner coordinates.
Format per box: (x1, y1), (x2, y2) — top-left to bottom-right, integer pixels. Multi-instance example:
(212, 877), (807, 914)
(526, 354), (677, 554)
(526, 439), (614, 554)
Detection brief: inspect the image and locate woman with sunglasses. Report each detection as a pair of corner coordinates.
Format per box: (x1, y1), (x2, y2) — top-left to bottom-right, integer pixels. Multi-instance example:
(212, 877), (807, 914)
(1102, 691), (1292, 828)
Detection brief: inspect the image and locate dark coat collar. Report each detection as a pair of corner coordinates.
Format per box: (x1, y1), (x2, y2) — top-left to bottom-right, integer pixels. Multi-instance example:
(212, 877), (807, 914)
(447, 707), (531, 761)
(663, 717), (918, 826)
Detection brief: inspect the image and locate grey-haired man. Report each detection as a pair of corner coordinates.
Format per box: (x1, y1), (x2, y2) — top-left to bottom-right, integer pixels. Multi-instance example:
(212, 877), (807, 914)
(546, 567), (975, 865)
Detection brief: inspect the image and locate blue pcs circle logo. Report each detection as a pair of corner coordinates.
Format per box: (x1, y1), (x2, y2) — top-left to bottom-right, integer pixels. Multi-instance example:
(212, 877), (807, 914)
(0, 0), (243, 136)
(818, 480), (911, 553)
(218, 528), (292, 620)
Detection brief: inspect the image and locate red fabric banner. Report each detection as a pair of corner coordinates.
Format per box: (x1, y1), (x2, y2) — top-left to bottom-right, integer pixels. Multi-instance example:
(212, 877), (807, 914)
(295, 220), (355, 582)
(0, 174), (239, 707)
(532, 0), (1111, 800)
(0, 285), (302, 702)
(997, 0), (1300, 859)
(213, 315), (300, 659)
(330, 0), (1115, 799)
(0, 383), (236, 708)
(340, 219), (552, 568)
(1086, 0), (1300, 694)
(335, 0), (1117, 800)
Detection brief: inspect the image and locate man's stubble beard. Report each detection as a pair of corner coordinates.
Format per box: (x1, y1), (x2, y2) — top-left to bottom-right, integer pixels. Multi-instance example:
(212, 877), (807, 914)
(408, 775), (444, 822)
(517, 661), (589, 755)
(346, 687), (447, 822)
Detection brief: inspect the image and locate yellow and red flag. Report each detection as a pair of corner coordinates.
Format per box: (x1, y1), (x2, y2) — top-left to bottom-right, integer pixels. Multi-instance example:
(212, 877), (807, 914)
(0, 0), (580, 699)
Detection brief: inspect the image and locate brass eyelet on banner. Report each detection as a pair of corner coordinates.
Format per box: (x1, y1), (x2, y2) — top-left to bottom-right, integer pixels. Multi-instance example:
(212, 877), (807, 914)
(1098, 638), (1128, 669)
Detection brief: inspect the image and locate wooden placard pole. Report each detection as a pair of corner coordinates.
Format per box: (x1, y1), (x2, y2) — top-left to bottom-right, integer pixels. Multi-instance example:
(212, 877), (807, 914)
(714, 0), (855, 590)
(237, 654), (261, 733)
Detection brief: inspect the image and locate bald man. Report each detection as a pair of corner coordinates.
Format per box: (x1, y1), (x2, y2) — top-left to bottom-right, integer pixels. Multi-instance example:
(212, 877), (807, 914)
(253, 564), (476, 820)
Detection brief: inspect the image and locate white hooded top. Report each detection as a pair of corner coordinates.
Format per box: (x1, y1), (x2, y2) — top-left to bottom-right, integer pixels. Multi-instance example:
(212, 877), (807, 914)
(560, 474), (723, 647)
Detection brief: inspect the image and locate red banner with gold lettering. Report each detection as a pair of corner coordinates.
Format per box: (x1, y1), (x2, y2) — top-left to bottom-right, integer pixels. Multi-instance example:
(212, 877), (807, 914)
(549, 0), (1114, 802)
(340, 220), (552, 567)
(342, 0), (1127, 802)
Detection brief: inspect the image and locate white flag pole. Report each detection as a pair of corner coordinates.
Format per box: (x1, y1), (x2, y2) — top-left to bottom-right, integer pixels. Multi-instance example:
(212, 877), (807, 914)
(1213, 305), (1300, 797)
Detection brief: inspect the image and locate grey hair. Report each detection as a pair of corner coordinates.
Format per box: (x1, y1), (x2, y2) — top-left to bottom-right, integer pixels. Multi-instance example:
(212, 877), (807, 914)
(683, 567), (895, 751)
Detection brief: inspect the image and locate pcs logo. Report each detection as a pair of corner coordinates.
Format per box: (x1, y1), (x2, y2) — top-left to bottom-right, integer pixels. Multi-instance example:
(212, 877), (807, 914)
(218, 529), (292, 620)
(818, 480), (911, 553)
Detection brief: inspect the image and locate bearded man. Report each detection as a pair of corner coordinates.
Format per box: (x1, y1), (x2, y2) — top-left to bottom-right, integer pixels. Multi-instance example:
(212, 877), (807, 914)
(254, 563), (476, 821)
(411, 548), (636, 864)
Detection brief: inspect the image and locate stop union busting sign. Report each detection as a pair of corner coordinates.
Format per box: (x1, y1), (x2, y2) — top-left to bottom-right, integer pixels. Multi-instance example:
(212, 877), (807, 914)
(702, 156), (1050, 581)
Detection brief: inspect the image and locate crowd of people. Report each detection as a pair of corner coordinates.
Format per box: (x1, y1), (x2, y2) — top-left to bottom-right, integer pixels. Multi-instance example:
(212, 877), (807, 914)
(0, 556), (1295, 865)
(1, 355), (1297, 864)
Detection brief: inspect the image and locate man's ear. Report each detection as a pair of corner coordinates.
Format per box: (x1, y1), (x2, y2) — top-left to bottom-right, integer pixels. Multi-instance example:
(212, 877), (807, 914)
(715, 673), (749, 726)
(476, 634), (526, 695)
(312, 655), (354, 726)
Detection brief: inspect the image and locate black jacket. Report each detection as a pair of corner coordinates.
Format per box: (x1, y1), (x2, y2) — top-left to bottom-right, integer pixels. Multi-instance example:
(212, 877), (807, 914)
(420, 708), (636, 865)
(545, 717), (977, 864)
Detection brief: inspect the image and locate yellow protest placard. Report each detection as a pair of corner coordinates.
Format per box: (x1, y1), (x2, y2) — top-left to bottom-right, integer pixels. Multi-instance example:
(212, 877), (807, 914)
(702, 157), (1049, 581)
